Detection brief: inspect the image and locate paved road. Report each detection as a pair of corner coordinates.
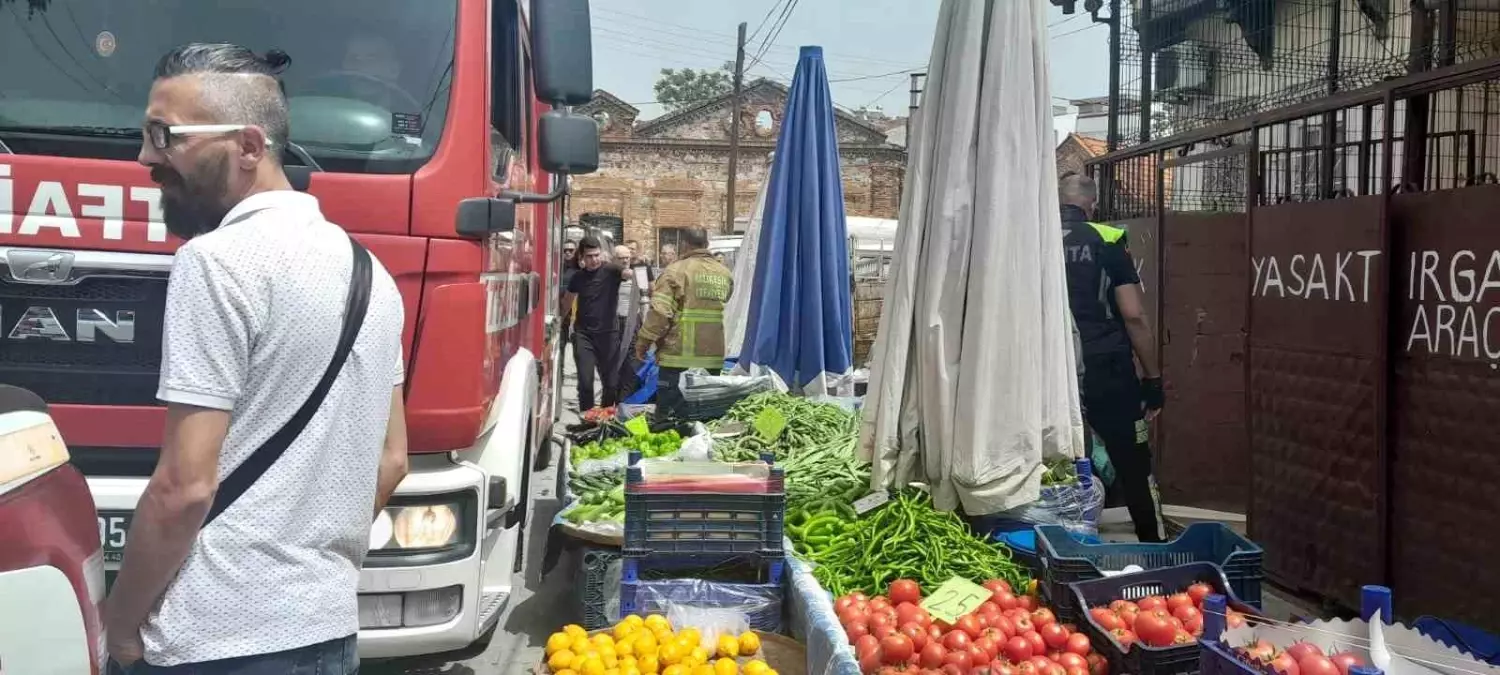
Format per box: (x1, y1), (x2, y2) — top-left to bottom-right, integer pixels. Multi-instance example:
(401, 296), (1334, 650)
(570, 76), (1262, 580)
(366, 353), (592, 675)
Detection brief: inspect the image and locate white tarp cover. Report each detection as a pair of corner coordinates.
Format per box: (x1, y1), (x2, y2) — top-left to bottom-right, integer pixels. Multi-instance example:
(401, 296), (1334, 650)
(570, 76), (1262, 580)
(723, 154), (775, 361)
(859, 0), (1085, 515)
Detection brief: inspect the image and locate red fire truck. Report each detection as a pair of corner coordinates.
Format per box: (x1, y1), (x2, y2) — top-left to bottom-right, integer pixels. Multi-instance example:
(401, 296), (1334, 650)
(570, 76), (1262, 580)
(0, 0), (599, 659)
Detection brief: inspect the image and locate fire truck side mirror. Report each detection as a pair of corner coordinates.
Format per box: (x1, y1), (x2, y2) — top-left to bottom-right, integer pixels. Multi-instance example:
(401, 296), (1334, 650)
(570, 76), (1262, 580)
(455, 197), (517, 239)
(539, 110), (600, 175)
(531, 0), (593, 106)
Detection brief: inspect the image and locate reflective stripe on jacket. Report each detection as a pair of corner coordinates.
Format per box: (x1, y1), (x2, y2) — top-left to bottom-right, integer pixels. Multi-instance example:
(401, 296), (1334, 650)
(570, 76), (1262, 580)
(635, 250), (734, 369)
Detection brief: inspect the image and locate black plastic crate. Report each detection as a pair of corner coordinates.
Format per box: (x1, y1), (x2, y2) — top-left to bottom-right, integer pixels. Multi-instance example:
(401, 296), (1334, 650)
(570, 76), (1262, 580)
(1037, 522), (1263, 623)
(623, 458), (785, 558)
(622, 553), (785, 587)
(576, 546), (622, 630)
(1070, 562), (1260, 675)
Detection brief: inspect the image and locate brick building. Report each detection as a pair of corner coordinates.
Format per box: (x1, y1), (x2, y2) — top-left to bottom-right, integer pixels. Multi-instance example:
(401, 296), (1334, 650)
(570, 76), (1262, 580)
(568, 79), (906, 256)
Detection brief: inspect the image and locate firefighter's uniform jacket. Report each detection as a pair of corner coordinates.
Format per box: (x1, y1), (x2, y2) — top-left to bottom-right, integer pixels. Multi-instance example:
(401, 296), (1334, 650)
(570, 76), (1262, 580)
(635, 250), (734, 369)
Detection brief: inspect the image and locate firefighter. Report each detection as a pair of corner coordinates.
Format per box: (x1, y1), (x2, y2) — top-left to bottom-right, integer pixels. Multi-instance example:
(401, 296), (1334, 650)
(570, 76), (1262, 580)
(633, 227), (734, 420)
(1058, 173), (1167, 543)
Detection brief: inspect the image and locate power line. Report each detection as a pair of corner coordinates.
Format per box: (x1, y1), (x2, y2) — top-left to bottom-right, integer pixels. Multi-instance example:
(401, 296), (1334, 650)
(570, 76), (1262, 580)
(1051, 21), (1103, 39)
(595, 6), (918, 69)
(829, 67), (924, 83)
(748, 0), (801, 69)
(746, 0), (785, 43)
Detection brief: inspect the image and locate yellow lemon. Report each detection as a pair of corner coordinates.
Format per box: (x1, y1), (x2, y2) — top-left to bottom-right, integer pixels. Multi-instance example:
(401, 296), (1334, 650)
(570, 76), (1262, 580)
(689, 647), (710, 665)
(593, 634), (617, 649)
(662, 666), (687, 675)
(582, 658), (607, 675)
(658, 643), (683, 666)
(600, 646), (618, 660)
(737, 633), (761, 656)
(558, 670), (579, 675)
(635, 632), (659, 651)
(623, 668), (641, 675)
(645, 614), (671, 632)
(693, 665), (715, 675)
(570, 654), (590, 671)
(607, 670), (620, 675)
(548, 632), (574, 656)
(639, 655), (660, 674)
(623, 614), (646, 628)
(617, 641), (636, 658)
(743, 660), (770, 675)
(604, 656), (620, 670)
(572, 637), (594, 655)
(549, 650), (577, 672)
(765, 670), (779, 675)
(679, 629), (702, 648)
(715, 635), (740, 659)
(565, 624), (588, 638)
(713, 658), (738, 675)
(614, 623), (637, 641)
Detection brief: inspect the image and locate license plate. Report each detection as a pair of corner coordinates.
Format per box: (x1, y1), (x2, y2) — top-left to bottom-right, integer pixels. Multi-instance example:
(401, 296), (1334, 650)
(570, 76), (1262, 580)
(97, 510), (132, 564)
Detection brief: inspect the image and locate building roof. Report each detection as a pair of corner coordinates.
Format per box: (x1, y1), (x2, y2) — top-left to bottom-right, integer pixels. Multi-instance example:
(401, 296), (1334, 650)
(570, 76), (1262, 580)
(633, 77), (891, 141)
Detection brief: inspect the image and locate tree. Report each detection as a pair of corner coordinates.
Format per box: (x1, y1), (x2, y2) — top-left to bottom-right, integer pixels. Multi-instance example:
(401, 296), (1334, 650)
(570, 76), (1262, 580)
(653, 62), (734, 111)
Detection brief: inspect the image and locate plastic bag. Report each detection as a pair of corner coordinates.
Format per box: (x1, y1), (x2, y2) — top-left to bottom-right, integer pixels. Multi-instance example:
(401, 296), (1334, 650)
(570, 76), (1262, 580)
(676, 423), (714, 462)
(680, 370), (788, 421)
(631, 577), (783, 636)
(981, 470), (1107, 537)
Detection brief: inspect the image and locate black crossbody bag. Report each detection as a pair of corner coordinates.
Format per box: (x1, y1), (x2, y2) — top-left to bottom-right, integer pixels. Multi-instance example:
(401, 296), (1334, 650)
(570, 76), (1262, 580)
(200, 236), (373, 527)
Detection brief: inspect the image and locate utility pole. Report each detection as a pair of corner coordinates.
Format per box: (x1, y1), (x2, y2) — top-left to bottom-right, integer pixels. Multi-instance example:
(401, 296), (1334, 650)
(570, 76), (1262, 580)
(724, 21), (748, 234)
(906, 72), (925, 146)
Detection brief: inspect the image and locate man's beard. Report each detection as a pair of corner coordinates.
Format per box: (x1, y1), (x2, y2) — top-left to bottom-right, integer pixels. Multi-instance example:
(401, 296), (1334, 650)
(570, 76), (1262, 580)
(152, 155), (231, 240)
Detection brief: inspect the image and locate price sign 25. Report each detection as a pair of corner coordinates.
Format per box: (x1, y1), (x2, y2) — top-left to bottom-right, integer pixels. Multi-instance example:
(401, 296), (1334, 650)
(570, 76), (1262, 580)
(919, 577), (994, 625)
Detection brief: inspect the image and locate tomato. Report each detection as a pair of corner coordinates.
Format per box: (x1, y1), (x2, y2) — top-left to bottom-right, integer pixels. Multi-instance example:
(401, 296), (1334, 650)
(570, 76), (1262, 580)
(1088, 609), (1123, 632)
(1086, 653), (1109, 675)
(1226, 611), (1247, 629)
(943, 650), (972, 672)
(927, 624), (945, 642)
(1133, 611), (1176, 648)
(919, 643), (948, 669)
(1022, 631), (1047, 656)
(1017, 595), (1039, 612)
(1009, 612), (1035, 634)
(1065, 666), (1090, 675)
(973, 636), (1000, 661)
(995, 591), (1019, 610)
(1004, 636), (1035, 662)
(1015, 662), (1039, 675)
(1065, 632), (1092, 657)
(984, 579), (1014, 596)
(1136, 596), (1167, 612)
(1329, 652), (1364, 675)
(1298, 655), (1340, 675)
(1117, 609), (1138, 630)
(1270, 652), (1301, 675)
(1242, 640), (1276, 662)
(901, 623), (930, 652)
(896, 602), (925, 626)
(1056, 653), (1089, 671)
(837, 596), (865, 614)
(872, 613), (899, 630)
(1039, 623), (1070, 650)
(1183, 614), (1203, 636)
(873, 623), (899, 640)
(941, 665), (966, 675)
(1171, 605), (1201, 624)
(1060, 624), (1077, 634)
(1172, 630), (1195, 645)
(890, 579), (924, 606)
(1031, 608), (1057, 629)
(852, 592), (871, 602)
(991, 616), (1016, 639)
(1165, 593), (1195, 614)
(1031, 656), (1061, 675)
(860, 648), (886, 675)
(1108, 600), (1138, 614)
(841, 606), (870, 627)
(1186, 583), (1213, 606)
(994, 661), (1017, 675)
(1286, 642), (1324, 662)
(968, 644), (991, 666)
(1108, 628), (1136, 649)
(857, 635), (884, 659)
(848, 621), (873, 642)
(943, 631), (972, 652)
(883, 634), (917, 664)
(957, 615), (985, 639)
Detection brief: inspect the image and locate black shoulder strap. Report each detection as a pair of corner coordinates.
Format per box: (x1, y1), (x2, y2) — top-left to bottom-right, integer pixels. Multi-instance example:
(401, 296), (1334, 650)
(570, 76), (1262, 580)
(202, 236), (374, 528)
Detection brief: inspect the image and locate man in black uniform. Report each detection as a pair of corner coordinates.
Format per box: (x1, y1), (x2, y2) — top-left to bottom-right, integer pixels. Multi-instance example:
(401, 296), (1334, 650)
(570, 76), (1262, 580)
(1059, 174), (1166, 542)
(562, 236), (630, 412)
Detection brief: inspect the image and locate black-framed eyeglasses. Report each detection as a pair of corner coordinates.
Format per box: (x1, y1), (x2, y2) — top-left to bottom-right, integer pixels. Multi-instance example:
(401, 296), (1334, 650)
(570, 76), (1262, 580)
(144, 122), (265, 151)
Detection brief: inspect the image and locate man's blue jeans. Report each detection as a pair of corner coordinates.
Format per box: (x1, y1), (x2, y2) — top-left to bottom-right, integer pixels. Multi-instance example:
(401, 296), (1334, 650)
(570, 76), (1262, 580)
(112, 635), (358, 674)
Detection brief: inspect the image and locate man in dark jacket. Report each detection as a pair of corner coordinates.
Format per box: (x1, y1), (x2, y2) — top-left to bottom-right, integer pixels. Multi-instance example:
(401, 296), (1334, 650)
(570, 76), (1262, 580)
(1059, 173), (1166, 542)
(562, 236), (631, 411)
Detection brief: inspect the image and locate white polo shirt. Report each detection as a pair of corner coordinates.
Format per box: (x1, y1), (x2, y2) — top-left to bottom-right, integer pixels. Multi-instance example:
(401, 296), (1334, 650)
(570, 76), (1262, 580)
(143, 190), (405, 665)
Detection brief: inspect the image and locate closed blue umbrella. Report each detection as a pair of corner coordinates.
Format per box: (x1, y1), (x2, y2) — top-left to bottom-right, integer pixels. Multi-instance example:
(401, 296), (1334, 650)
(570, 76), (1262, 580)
(737, 46), (854, 394)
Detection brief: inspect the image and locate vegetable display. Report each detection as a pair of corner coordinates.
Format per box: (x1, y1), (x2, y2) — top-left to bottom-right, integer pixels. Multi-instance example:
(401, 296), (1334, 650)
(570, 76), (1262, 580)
(1229, 639), (1366, 675)
(1085, 583), (1248, 649)
(791, 490), (1029, 596)
(543, 615), (778, 675)
(572, 429), (684, 467)
(565, 473), (626, 524)
(711, 393), (860, 462)
(1039, 459), (1078, 487)
(835, 579), (1109, 675)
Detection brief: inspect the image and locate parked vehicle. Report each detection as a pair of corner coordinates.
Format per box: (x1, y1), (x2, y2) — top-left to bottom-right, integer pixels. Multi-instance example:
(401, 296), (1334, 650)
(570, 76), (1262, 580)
(0, 0), (599, 659)
(0, 385), (106, 674)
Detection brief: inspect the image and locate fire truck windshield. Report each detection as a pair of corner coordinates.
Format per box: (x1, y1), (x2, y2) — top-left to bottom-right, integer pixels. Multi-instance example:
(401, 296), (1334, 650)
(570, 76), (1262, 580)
(0, 0), (457, 174)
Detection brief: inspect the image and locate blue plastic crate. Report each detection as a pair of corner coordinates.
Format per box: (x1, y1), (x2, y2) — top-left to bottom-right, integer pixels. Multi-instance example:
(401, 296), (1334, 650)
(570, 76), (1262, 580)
(1037, 522), (1264, 623)
(1071, 562), (1260, 675)
(624, 457), (785, 558)
(1415, 616), (1500, 666)
(992, 528), (1104, 588)
(619, 576), (785, 633)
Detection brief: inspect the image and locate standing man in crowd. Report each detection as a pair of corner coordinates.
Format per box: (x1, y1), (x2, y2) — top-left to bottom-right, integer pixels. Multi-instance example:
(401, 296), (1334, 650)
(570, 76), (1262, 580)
(105, 43), (408, 672)
(563, 236), (631, 412)
(1058, 173), (1166, 543)
(560, 239), (579, 361)
(634, 228), (733, 420)
(656, 244), (678, 279)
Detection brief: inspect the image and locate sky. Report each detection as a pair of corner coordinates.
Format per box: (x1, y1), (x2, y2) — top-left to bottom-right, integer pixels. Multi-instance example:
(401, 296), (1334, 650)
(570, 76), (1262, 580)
(590, 0), (1113, 121)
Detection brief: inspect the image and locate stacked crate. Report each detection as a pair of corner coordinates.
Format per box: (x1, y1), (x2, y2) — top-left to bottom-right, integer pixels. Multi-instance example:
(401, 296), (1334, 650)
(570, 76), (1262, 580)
(618, 451), (787, 632)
